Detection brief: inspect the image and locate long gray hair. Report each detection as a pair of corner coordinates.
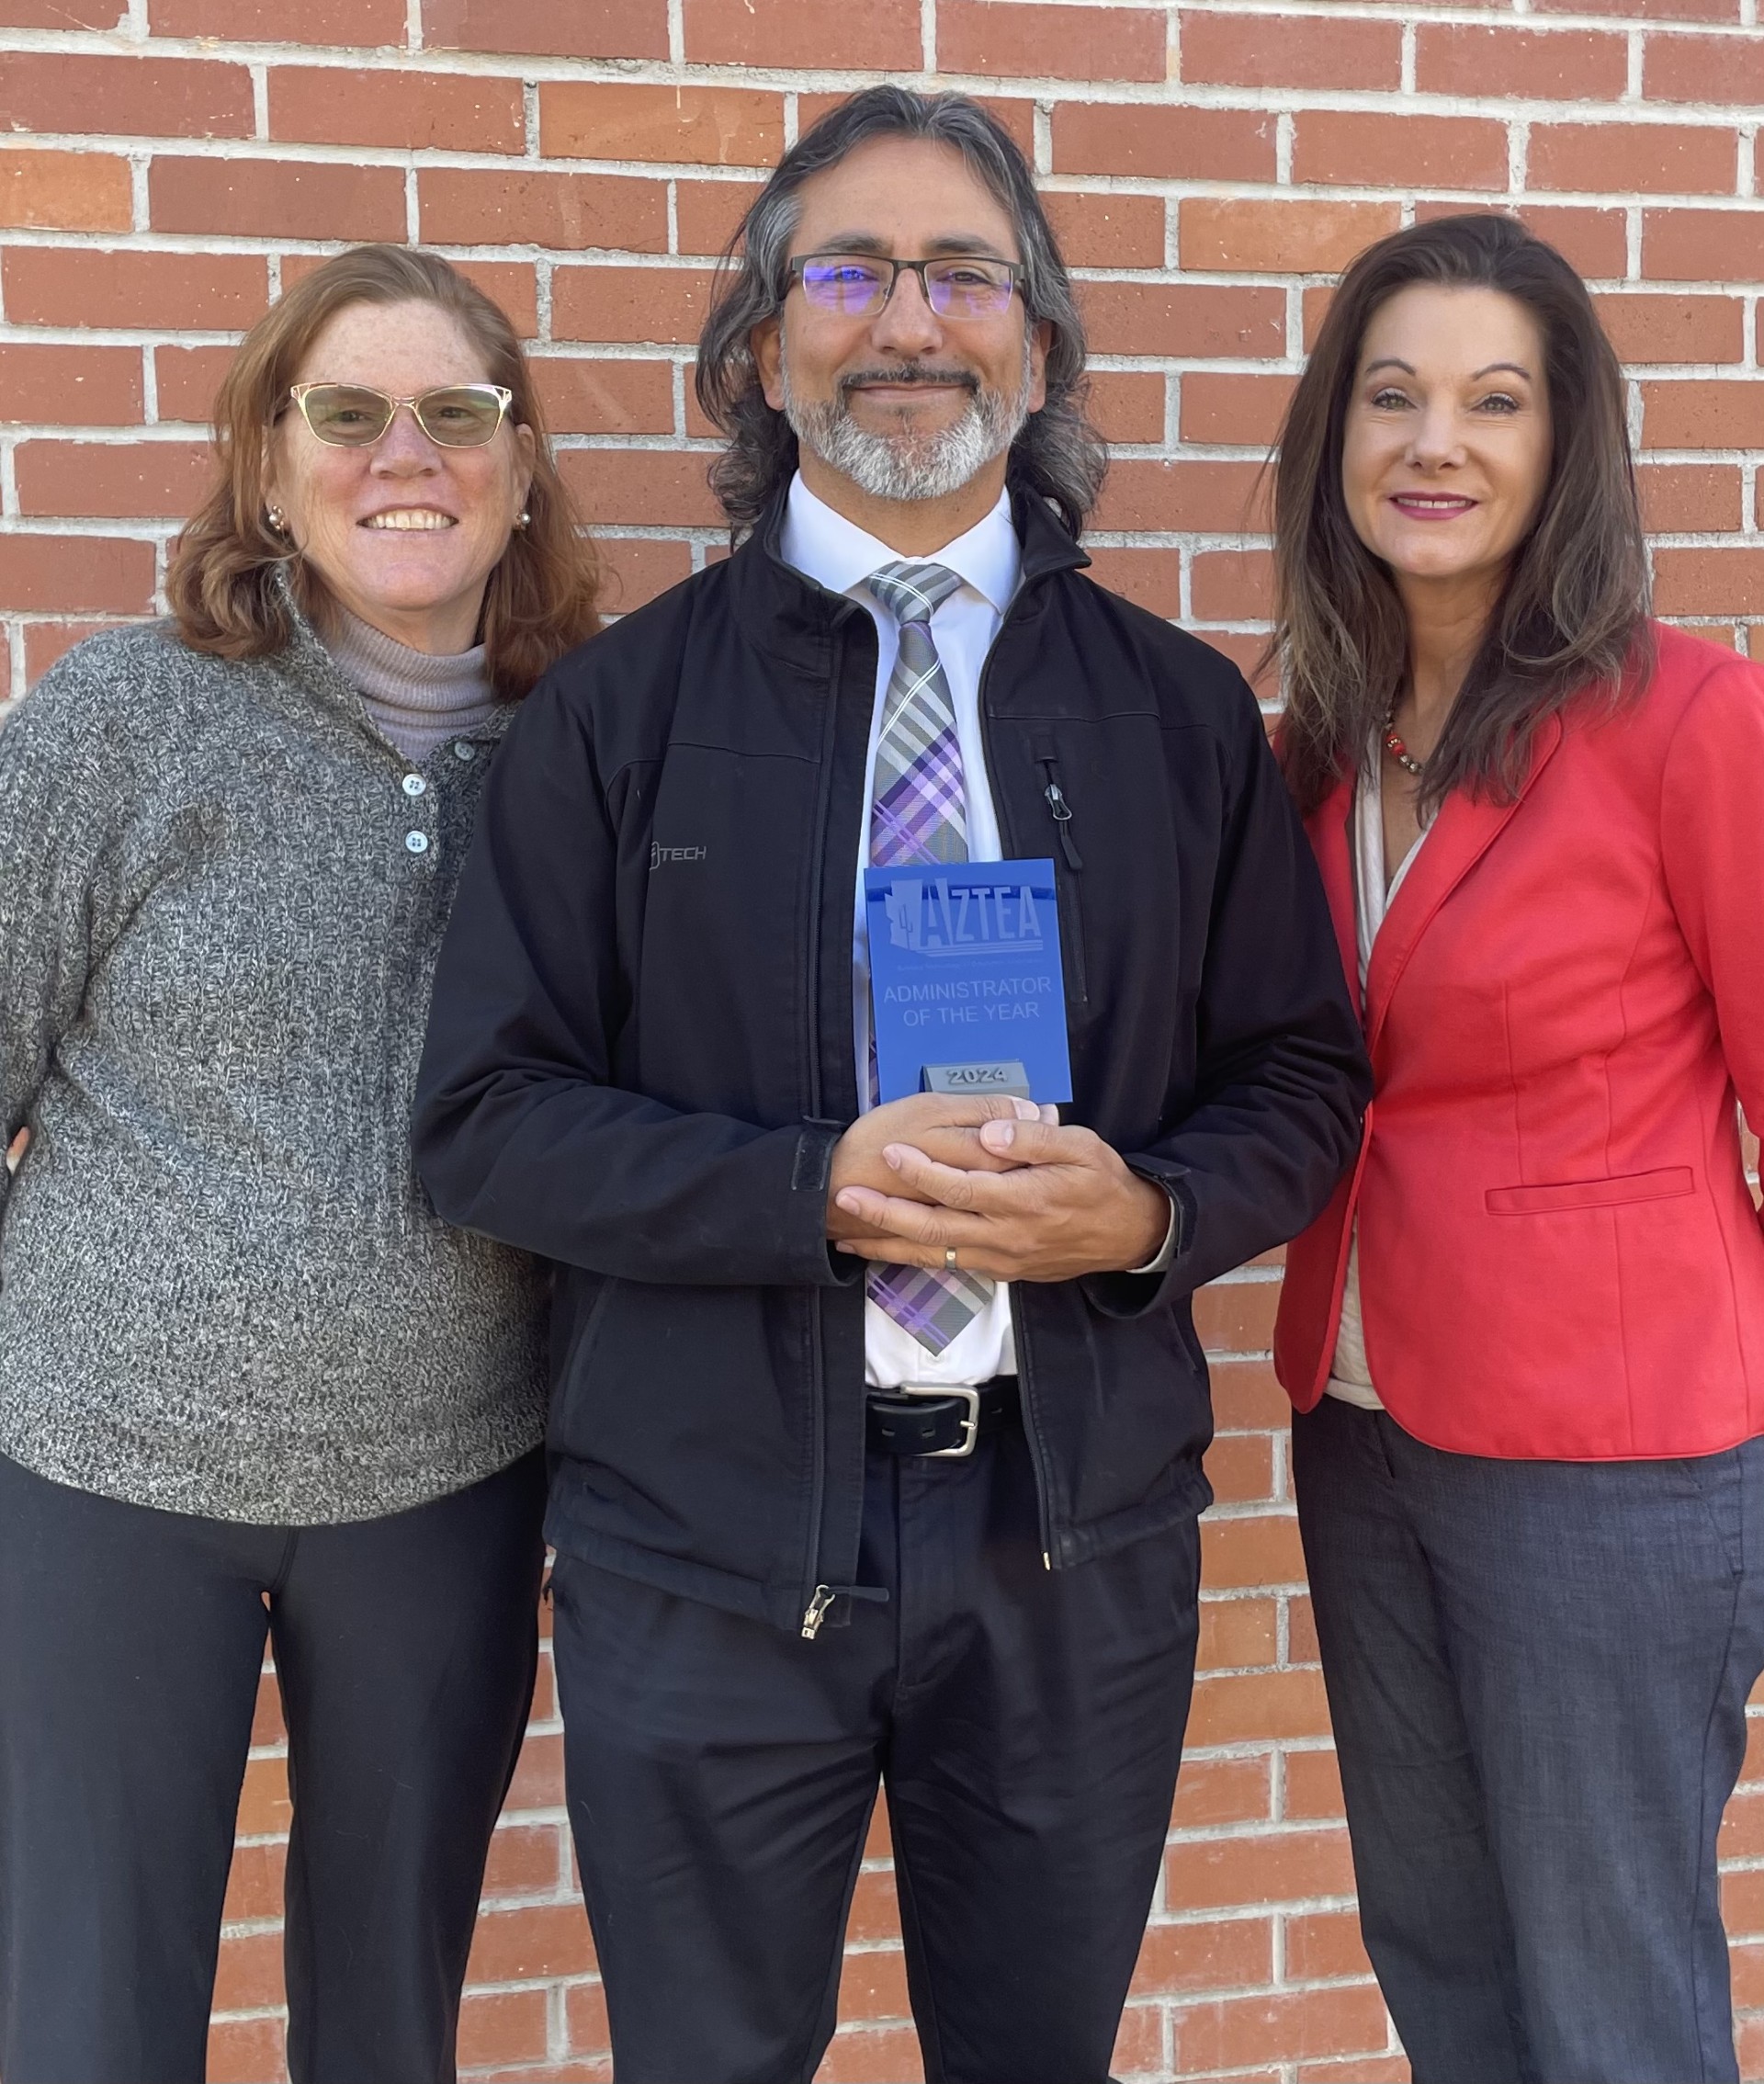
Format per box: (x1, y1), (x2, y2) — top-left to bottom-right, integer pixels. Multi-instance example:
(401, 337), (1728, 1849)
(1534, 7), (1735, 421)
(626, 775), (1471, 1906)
(695, 86), (1106, 538)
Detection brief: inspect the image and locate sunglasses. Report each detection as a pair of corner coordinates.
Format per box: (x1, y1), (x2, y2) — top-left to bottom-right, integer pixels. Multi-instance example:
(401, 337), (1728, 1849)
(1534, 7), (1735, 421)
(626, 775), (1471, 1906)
(789, 255), (1021, 322)
(288, 382), (514, 448)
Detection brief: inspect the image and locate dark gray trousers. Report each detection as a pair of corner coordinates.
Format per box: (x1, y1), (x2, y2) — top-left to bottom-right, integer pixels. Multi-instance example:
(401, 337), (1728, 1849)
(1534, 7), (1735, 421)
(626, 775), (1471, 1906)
(1295, 1395), (1764, 2084)
(0, 1446), (547, 2084)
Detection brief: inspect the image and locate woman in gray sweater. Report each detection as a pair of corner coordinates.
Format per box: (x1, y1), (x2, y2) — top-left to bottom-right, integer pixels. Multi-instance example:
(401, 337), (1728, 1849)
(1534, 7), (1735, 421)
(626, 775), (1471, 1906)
(0, 244), (601, 2082)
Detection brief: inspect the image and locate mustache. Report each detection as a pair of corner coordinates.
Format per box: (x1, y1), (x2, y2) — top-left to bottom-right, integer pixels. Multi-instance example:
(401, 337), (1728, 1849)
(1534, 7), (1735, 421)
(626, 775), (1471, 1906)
(838, 366), (980, 394)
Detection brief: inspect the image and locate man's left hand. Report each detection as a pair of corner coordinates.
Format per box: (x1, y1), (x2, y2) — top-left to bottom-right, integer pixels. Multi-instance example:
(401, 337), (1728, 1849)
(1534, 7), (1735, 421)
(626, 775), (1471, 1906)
(832, 1115), (1170, 1282)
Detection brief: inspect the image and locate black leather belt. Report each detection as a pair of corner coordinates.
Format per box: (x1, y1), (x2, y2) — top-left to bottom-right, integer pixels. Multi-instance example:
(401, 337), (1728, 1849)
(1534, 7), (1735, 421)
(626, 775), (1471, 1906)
(865, 1377), (1017, 1460)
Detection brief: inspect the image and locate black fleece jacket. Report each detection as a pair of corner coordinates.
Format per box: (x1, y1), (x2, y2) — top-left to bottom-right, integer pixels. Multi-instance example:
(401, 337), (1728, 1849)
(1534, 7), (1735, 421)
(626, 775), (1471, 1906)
(414, 486), (1369, 1637)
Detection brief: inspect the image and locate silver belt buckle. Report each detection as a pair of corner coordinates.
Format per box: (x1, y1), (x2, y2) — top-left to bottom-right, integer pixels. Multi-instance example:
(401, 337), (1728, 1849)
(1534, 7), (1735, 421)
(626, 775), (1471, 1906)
(898, 1382), (981, 1459)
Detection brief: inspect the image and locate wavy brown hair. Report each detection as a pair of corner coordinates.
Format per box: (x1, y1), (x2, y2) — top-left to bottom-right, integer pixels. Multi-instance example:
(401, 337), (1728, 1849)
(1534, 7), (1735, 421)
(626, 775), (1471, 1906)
(166, 244), (601, 699)
(1269, 213), (1650, 816)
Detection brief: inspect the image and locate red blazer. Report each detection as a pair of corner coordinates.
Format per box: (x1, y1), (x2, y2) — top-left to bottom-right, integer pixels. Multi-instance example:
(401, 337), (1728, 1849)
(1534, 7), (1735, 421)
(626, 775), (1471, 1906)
(1274, 626), (1764, 1459)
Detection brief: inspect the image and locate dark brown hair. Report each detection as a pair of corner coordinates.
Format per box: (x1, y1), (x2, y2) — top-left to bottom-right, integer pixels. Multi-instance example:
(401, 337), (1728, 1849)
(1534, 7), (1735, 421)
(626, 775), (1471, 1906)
(166, 244), (601, 699)
(695, 85), (1105, 538)
(1269, 212), (1650, 815)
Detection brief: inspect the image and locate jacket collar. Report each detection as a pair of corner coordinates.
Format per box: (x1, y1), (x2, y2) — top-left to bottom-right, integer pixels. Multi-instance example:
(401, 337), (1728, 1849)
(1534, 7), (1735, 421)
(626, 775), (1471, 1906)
(727, 475), (1090, 676)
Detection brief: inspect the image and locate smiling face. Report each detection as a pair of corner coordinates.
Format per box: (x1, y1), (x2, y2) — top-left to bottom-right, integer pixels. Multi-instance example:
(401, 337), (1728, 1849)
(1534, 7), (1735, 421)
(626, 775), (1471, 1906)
(265, 298), (536, 655)
(751, 134), (1049, 538)
(1341, 283), (1554, 614)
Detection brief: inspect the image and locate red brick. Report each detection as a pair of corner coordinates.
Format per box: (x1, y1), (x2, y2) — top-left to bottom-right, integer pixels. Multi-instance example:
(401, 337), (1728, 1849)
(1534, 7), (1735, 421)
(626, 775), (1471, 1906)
(835, 1942), (911, 2022)
(1181, 10), (1402, 90)
(1530, 121), (1739, 197)
(817, 2024), (924, 2083)
(23, 620), (132, 685)
(1078, 281), (1285, 360)
(1090, 459), (1270, 535)
(1052, 103), (1275, 182)
(0, 536), (153, 616)
(15, 440), (211, 520)
(0, 0), (123, 20)
(419, 169), (667, 254)
(278, 250), (539, 339)
(1190, 1668), (1333, 1747)
(1212, 1357), (1291, 1431)
(203, 2014), (286, 2084)
(1645, 208), (1764, 282)
(466, 1902), (596, 1982)
(1198, 1592), (1280, 1671)
(1416, 23), (1631, 101)
(1654, 548), (1764, 617)
(1284, 1908), (1374, 1984)
(1181, 373), (1295, 448)
(1295, 113), (1510, 194)
(423, 0), (669, 60)
(1641, 379), (1764, 448)
(1283, 1748), (1347, 1821)
(1131, 1914), (1272, 1997)
(458, 1987), (550, 2067)
(1174, 1754), (1273, 1830)
(1201, 1511), (1307, 1591)
(1596, 291), (1744, 364)
(1645, 31), (1764, 104)
(1043, 190), (1165, 270)
(151, 157), (404, 243)
(1505, 204), (1630, 281)
(6, 247), (270, 331)
(0, 343), (142, 427)
(1082, 549), (1183, 619)
(1289, 1592), (1320, 1664)
(1639, 463), (1744, 532)
(236, 1752), (292, 1836)
(153, 0), (405, 39)
(481, 1820), (564, 1897)
(1724, 1863), (1764, 1932)
(561, 449), (724, 528)
(540, 83), (786, 168)
(0, 150), (131, 233)
(596, 538), (695, 617)
(675, 177), (765, 258)
(533, 357), (674, 436)
(268, 67), (524, 153)
(1086, 371), (1165, 446)
(504, 1728), (566, 1808)
(1181, 199), (1401, 277)
(220, 1837), (284, 1921)
(0, 53), (253, 138)
(212, 1928), (283, 2010)
(552, 265), (717, 346)
(1533, 0), (1737, 16)
(1173, 1986), (1392, 2072)
(1204, 1434), (1277, 1510)
(1297, 2057), (1409, 2084)
(938, 1), (1167, 83)
(685, 0), (920, 67)
(565, 1977), (612, 2055)
(1193, 1274), (1281, 1348)
(1167, 1825), (1355, 1912)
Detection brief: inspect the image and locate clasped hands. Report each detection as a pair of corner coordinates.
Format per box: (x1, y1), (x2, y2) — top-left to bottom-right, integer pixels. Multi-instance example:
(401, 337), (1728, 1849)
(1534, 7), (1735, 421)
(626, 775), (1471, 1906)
(825, 1093), (1170, 1284)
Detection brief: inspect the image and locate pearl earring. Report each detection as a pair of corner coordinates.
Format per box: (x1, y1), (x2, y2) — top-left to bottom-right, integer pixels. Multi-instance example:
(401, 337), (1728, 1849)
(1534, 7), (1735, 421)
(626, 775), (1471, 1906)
(266, 504), (288, 533)
(514, 508), (531, 533)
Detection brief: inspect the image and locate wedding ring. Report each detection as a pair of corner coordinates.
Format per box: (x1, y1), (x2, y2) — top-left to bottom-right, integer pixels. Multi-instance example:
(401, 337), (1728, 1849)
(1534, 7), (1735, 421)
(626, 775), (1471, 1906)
(944, 1246), (959, 1273)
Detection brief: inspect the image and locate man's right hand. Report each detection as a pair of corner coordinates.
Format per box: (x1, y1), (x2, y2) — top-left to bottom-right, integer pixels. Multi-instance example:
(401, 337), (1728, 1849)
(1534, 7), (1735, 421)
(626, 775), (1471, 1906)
(826, 1093), (1039, 1241)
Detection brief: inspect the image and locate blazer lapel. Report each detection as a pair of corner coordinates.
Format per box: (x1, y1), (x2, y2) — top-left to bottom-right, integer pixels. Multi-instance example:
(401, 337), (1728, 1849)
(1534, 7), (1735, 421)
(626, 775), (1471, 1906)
(1363, 714), (1565, 1057)
(1306, 776), (1358, 1019)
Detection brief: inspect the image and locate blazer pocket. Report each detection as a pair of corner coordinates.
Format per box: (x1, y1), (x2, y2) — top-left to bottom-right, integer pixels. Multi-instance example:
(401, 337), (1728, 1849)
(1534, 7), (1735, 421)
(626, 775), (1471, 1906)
(1485, 1166), (1695, 1216)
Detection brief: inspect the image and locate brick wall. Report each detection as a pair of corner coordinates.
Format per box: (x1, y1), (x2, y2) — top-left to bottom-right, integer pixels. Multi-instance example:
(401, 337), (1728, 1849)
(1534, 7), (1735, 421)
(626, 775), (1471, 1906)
(3, 1), (1763, 2078)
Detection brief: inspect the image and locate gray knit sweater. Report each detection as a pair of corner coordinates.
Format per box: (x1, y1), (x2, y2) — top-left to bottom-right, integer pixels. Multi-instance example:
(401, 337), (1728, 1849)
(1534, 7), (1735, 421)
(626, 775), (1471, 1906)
(0, 610), (549, 1523)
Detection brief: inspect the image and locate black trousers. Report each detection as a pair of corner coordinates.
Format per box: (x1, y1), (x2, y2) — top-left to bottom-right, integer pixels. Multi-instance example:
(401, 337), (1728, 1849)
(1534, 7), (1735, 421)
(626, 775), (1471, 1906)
(1295, 1396), (1764, 2084)
(0, 1446), (547, 2084)
(551, 1406), (1202, 2084)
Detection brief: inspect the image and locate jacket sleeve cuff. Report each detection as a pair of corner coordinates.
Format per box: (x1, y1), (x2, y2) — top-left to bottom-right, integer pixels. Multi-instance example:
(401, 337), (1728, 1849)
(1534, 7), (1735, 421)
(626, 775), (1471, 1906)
(795, 1118), (864, 1287)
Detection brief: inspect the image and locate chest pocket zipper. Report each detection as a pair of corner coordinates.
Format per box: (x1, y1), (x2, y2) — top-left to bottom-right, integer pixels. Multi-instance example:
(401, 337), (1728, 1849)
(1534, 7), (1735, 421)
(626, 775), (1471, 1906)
(1031, 733), (1087, 1009)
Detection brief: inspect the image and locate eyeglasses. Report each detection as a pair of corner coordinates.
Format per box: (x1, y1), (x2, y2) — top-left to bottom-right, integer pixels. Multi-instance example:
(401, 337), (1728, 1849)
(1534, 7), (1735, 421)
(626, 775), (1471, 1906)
(287, 382), (514, 448)
(789, 254), (1021, 322)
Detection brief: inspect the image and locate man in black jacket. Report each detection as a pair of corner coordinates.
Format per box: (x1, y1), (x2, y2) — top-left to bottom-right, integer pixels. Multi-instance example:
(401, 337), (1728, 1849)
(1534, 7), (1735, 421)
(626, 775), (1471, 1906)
(417, 85), (1366, 2084)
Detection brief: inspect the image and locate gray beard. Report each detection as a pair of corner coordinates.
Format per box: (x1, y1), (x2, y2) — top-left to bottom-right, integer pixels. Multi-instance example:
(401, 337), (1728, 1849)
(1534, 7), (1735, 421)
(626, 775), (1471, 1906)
(781, 348), (1031, 504)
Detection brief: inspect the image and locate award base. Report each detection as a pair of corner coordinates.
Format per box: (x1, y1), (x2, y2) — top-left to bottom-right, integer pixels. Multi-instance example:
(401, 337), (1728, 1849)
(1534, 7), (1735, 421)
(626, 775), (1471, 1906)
(921, 1060), (1032, 1100)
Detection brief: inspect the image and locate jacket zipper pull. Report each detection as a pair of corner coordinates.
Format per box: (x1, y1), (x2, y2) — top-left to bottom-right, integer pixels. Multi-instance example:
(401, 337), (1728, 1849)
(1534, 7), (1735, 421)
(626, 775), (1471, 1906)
(801, 1586), (836, 1639)
(1037, 757), (1083, 871)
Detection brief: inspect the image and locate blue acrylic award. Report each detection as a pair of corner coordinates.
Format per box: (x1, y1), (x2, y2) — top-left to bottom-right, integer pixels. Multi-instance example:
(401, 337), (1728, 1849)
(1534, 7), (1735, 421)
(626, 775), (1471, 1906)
(865, 857), (1073, 1105)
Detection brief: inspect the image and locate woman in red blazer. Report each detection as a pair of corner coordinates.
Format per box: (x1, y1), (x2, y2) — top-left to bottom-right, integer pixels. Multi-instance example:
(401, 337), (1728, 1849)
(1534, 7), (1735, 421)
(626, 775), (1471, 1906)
(1271, 213), (1764, 2084)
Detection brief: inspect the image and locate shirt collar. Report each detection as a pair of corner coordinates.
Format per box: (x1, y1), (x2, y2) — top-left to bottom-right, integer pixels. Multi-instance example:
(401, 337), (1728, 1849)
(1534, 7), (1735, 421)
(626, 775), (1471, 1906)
(779, 471), (1021, 618)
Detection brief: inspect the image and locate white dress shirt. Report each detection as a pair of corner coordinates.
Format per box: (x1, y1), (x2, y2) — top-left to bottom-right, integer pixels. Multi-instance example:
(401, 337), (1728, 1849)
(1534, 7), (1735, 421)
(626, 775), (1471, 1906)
(779, 472), (1022, 1387)
(1325, 750), (1433, 1411)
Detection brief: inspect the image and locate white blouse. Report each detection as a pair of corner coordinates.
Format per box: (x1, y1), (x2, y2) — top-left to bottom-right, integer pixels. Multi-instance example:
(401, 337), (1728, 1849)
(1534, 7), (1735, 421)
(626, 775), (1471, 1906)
(1324, 752), (1432, 1411)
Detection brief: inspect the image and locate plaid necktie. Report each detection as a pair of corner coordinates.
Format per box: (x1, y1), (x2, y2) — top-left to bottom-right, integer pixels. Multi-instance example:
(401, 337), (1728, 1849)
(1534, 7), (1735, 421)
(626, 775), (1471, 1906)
(864, 561), (996, 1354)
